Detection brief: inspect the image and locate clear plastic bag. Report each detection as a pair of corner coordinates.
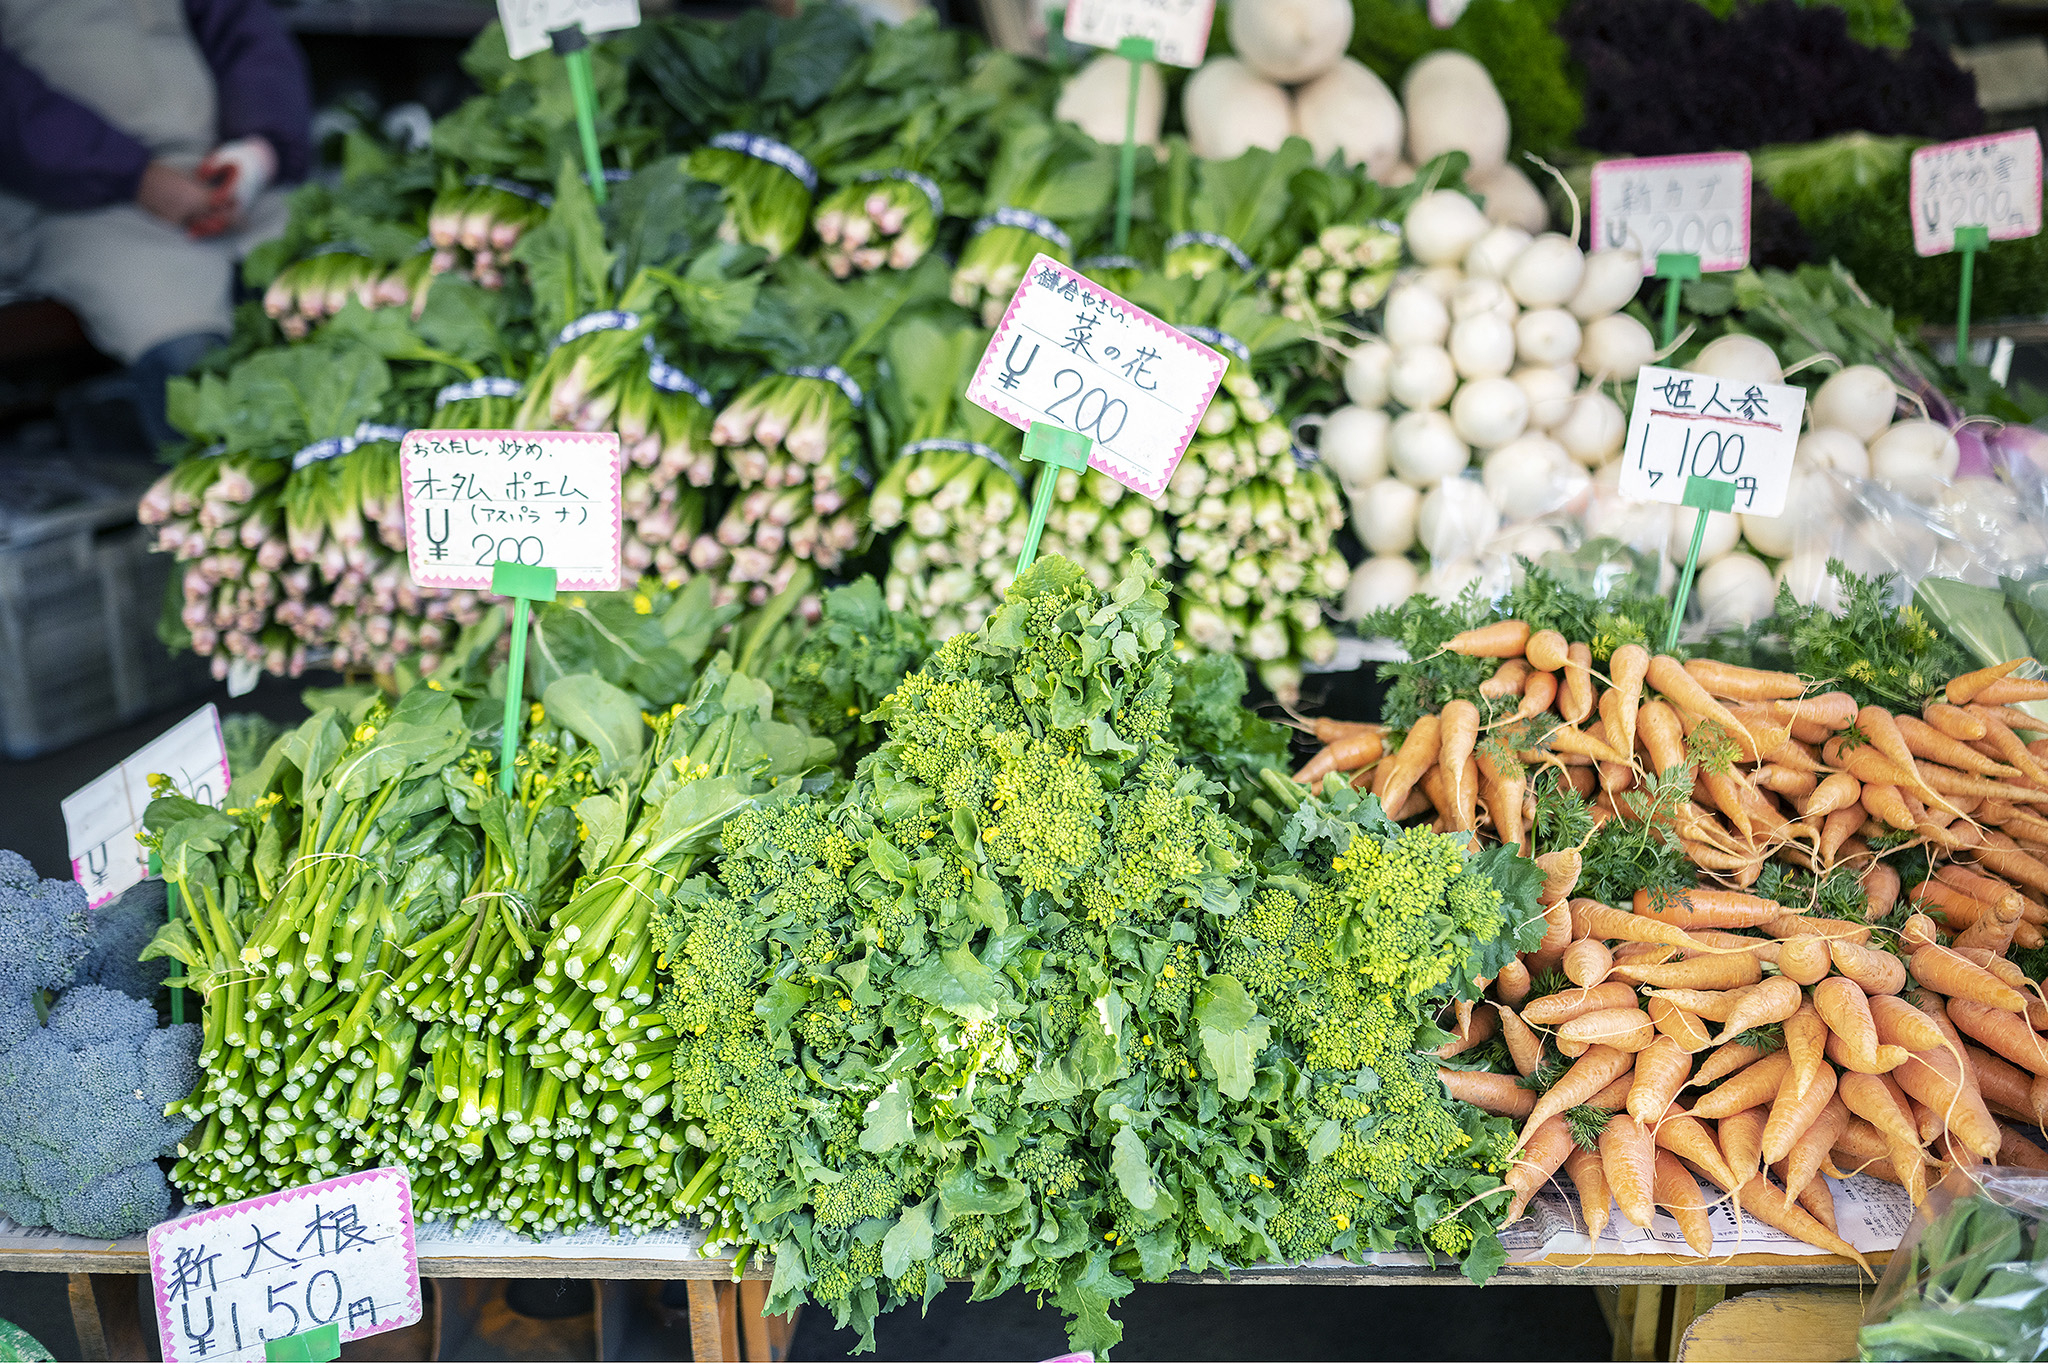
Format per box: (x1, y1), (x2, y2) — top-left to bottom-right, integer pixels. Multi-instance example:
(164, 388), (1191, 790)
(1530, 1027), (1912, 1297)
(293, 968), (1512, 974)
(1860, 1167), (2048, 1363)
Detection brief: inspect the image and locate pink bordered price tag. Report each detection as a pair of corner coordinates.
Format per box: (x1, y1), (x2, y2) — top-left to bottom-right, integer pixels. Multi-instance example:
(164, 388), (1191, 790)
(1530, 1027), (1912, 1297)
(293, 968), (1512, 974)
(62, 703), (229, 910)
(1063, 0), (1215, 67)
(966, 254), (1226, 499)
(148, 1168), (422, 1364)
(497, 0), (640, 60)
(400, 429), (623, 592)
(1589, 152), (1752, 275)
(1911, 129), (2043, 257)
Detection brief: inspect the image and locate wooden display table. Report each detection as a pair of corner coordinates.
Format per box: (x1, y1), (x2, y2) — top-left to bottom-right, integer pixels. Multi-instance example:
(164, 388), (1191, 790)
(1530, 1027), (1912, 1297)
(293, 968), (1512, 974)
(1677, 1285), (1866, 1362)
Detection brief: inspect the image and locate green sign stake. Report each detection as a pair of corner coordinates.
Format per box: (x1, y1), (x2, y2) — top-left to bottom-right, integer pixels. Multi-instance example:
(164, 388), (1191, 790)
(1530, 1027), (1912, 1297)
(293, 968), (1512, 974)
(147, 850), (183, 1025)
(1113, 36), (1155, 255)
(493, 560), (559, 795)
(1655, 252), (1701, 349)
(265, 1322), (341, 1363)
(551, 27), (609, 205)
(1955, 224), (1990, 365)
(1014, 422), (1094, 576)
(1664, 475), (1738, 654)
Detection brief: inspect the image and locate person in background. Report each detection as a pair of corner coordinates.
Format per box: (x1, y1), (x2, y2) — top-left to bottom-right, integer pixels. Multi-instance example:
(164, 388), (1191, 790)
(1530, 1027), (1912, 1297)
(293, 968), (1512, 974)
(0, 0), (313, 448)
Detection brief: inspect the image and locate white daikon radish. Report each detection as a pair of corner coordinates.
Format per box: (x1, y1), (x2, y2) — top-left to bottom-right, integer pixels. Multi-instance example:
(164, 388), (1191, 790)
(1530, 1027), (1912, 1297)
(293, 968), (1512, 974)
(1515, 308), (1582, 367)
(1388, 344), (1458, 410)
(1576, 313), (1655, 381)
(1482, 434), (1576, 519)
(1292, 58), (1403, 175)
(1514, 365), (1578, 430)
(1505, 234), (1586, 309)
(1419, 476), (1502, 561)
(1811, 364), (1897, 443)
(1696, 552), (1775, 628)
(1666, 507), (1741, 562)
(1450, 375), (1529, 449)
(1465, 225), (1532, 282)
(1403, 190), (1490, 266)
(1777, 551), (1846, 612)
(1471, 161), (1548, 233)
(1229, 0), (1354, 84)
(1056, 55), (1165, 147)
(1344, 339), (1394, 407)
(1567, 248), (1644, 321)
(1383, 281), (1450, 347)
(1319, 405), (1391, 489)
(1402, 51), (1509, 174)
(1450, 277), (1517, 325)
(1342, 555), (1421, 620)
(1183, 59), (1294, 160)
(1448, 313), (1516, 380)
(1555, 389), (1625, 466)
(1351, 477), (1422, 553)
(1868, 419), (1960, 496)
(1691, 333), (1783, 385)
(1389, 409), (1469, 484)
(1795, 428), (1869, 479)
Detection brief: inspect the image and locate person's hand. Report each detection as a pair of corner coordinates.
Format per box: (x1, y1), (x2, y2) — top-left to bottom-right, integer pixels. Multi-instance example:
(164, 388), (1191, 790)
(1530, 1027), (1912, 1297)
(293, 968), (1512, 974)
(189, 137), (277, 238)
(136, 160), (222, 231)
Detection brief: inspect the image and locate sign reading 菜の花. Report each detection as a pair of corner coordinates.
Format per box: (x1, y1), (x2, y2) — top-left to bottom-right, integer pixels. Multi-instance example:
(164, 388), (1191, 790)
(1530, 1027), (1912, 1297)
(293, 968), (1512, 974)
(400, 429), (623, 593)
(1063, 0), (1216, 68)
(496, 0), (640, 60)
(965, 254), (1226, 499)
(148, 1167), (421, 1364)
(61, 704), (229, 910)
(1621, 365), (1806, 517)
(1910, 129), (2043, 257)
(1589, 152), (1753, 275)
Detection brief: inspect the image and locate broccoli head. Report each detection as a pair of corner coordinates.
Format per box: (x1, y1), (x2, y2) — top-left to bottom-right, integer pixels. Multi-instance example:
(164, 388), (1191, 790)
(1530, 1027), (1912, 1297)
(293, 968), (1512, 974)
(73, 878), (172, 1006)
(0, 851), (91, 1000)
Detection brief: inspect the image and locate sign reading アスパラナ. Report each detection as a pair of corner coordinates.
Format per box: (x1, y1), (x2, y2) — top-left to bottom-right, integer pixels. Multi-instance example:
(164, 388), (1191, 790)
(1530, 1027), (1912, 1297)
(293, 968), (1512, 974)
(400, 430), (623, 593)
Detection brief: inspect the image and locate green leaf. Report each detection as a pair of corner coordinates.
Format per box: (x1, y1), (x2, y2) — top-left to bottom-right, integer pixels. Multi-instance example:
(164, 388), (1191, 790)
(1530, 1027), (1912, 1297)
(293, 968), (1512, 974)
(544, 674), (647, 775)
(759, 979), (811, 1035)
(896, 946), (1004, 1023)
(328, 688), (467, 801)
(1461, 1228), (1509, 1284)
(574, 793), (627, 871)
(937, 1166), (1025, 1217)
(858, 1082), (913, 1153)
(1195, 975), (1269, 1101)
(1052, 1252), (1132, 1360)
(1110, 1125), (1159, 1212)
(880, 1200), (934, 1280)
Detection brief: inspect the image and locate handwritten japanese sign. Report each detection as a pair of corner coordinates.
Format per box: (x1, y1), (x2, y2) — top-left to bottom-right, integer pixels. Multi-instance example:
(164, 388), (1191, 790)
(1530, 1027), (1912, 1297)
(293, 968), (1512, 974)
(1910, 129), (2043, 257)
(1622, 365), (1805, 517)
(966, 255), (1225, 499)
(1063, 0), (1216, 67)
(1589, 152), (1752, 275)
(148, 1168), (421, 1364)
(496, 0), (640, 60)
(62, 704), (228, 910)
(400, 430), (622, 593)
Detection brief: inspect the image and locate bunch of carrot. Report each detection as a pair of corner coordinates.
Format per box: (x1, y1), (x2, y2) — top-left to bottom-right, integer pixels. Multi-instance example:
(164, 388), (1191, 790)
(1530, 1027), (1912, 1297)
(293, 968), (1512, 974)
(1294, 620), (2048, 1264)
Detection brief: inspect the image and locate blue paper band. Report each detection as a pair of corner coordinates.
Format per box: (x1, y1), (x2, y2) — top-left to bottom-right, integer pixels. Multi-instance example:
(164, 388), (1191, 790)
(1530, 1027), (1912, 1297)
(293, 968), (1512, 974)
(709, 132), (819, 193)
(969, 206), (1072, 253)
(464, 174), (553, 207)
(644, 338), (713, 405)
(1180, 325), (1251, 364)
(553, 310), (642, 350)
(1165, 230), (1255, 273)
(854, 169), (944, 216)
(435, 377), (523, 408)
(900, 438), (1021, 485)
(783, 364), (864, 409)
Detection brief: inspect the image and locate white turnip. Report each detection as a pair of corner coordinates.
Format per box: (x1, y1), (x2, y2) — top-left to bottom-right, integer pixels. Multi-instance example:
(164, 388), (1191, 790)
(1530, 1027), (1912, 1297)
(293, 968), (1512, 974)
(1514, 365), (1578, 430)
(1450, 376), (1529, 449)
(1448, 312), (1516, 380)
(1450, 277), (1517, 326)
(1777, 550), (1846, 612)
(1402, 51), (1509, 174)
(1419, 476), (1501, 561)
(1796, 428), (1870, 479)
(1342, 554), (1421, 619)
(1183, 59), (1293, 160)
(1666, 507), (1741, 561)
(1810, 364), (1897, 442)
(1576, 313), (1655, 381)
(1403, 190), (1490, 266)
(1229, 0), (1354, 84)
(1057, 55), (1165, 147)
(1292, 58), (1402, 175)
(1505, 233), (1586, 309)
(1515, 308), (1582, 367)
(1869, 419), (1960, 496)
(1471, 162), (1548, 233)
(1464, 225), (1532, 282)
(1383, 281), (1450, 347)
(1319, 405), (1391, 489)
(1696, 552), (1775, 629)
(1388, 344), (1458, 410)
(1482, 434), (1579, 519)
(1389, 409), (1470, 484)
(1691, 334), (1783, 385)
(1567, 248), (1644, 321)
(1351, 477), (1422, 553)
(1555, 389), (1626, 466)
(1344, 339), (1393, 407)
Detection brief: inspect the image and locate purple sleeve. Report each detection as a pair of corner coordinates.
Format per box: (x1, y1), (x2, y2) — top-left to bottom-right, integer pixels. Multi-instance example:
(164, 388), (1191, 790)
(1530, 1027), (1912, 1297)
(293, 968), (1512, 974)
(0, 45), (151, 209)
(183, 0), (314, 184)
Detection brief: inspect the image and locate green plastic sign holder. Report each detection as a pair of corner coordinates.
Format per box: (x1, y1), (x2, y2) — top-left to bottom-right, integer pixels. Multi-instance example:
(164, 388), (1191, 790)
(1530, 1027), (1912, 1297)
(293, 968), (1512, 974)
(147, 850), (183, 1025)
(493, 560), (559, 794)
(1112, 35), (1154, 254)
(1655, 252), (1701, 348)
(1954, 224), (1990, 363)
(550, 27), (609, 205)
(1014, 422), (1094, 576)
(265, 1322), (341, 1362)
(1664, 475), (1738, 653)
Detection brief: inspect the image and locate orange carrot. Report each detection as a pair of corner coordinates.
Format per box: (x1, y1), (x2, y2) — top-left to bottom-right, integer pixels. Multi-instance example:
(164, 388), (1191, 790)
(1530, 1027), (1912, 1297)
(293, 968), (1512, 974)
(1910, 946), (2029, 1012)
(1497, 1005), (1543, 1078)
(1564, 1146), (1611, 1248)
(1894, 1043), (2002, 1160)
(1608, 644), (1651, 758)
(1803, 772), (1863, 822)
(1820, 806), (1866, 867)
(1436, 1003), (1499, 1058)
(1813, 976), (1879, 1069)
(1563, 937), (1612, 988)
(1658, 1115), (1740, 1195)
(1440, 700), (1481, 832)
(1447, 620), (1531, 658)
(1970, 830), (2048, 897)
(1561, 642), (1595, 725)
(1525, 628), (1569, 672)
(1766, 914), (1872, 944)
(1778, 937), (1832, 986)
(1521, 981), (1638, 1027)
(1529, 898), (1574, 975)
(1831, 1120), (1903, 1185)
(1968, 706), (2048, 785)
(1295, 729), (1385, 786)
(1784, 1002), (1827, 1104)
(1733, 1176), (1873, 1275)
(1519, 1046), (1635, 1150)
(1758, 765), (1820, 800)
(1558, 1007), (1656, 1056)
(1647, 654), (1753, 743)
(1947, 998), (2048, 1077)
(1963, 1044), (2048, 1125)
(1863, 863), (1902, 923)
(1602, 1114), (1659, 1228)
(1870, 994), (1949, 1053)
(1763, 1060), (1838, 1165)
(1571, 900), (1704, 951)
(1898, 714), (2020, 778)
(1503, 1115), (1574, 1223)
(1999, 1122), (2048, 1171)
(1648, 998), (1713, 1052)
(1440, 1067), (1536, 1118)
(1379, 715), (1442, 822)
(1831, 941), (1907, 997)
(1585, 1073), (1636, 1111)
(1772, 691), (1859, 732)
(1632, 886), (1781, 930)
(1824, 1030), (1911, 1075)
(1686, 658), (1806, 701)
(1948, 659), (2026, 706)
(1952, 893), (2026, 955)
(1836, 1072), (1927, 1204)
(1918, 763), (2048, 805)
(1628, 1035), (1694, 1127)
(1719, 1107), (1768, 1189)
(1975, 677), (2048, 706)
(1857, 704), (1928, 791)
(1508, 670), (1560, 726)
(1550, 723), (1631, 766)
(1694, 1051), (1794, 1119)
(1714, 977), (1804, 1045)
(1495, 958), (1532, 1008)
(1481, 658), (1532, 701)
(1535, 848), (1582, 906)
(1648, 988), (1740, 1022)
(1613, 954), (1764, 991)
(1779, 1095), (1850, 1204)
(1926, 701), (1989, 742)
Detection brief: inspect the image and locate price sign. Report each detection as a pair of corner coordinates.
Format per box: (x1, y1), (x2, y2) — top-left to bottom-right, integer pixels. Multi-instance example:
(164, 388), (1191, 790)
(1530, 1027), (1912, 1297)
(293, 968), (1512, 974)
(966, 254), (1225, 500)
(62, 704), (228, 910)
(148, 1168), (421, 1364)
(1910, 129), (2043, 257)
(400, 430), (623, 593)
(1621, 365), (1805, 516)
(1063, 0), (1216, 67)
(1590, 152), (1752, 275)
(497, 0), (640, 60)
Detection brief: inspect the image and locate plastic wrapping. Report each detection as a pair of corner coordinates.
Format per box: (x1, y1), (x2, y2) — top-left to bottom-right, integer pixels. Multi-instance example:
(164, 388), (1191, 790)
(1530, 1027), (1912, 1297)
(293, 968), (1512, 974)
(1860, 1169), (2048, 1363)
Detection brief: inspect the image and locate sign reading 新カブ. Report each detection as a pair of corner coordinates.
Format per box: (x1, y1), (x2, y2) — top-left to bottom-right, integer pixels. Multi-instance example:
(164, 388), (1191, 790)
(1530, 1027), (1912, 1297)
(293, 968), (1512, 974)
(1621, 365), (1806, 517)
(1589, 152), (1753, 275)
(1910, 129), (2044, 257)
(400, 429), (623, 593)
(148, 1168), (421, 1363)
(965, 254), (1225, 500)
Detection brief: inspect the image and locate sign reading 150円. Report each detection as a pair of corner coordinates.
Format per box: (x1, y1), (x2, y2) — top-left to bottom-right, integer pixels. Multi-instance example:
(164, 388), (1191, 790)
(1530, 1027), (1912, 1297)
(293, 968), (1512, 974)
(965, 254), (1225, 499)
(1621, 365), (1805, 517)
(400, 429), (623, 593)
